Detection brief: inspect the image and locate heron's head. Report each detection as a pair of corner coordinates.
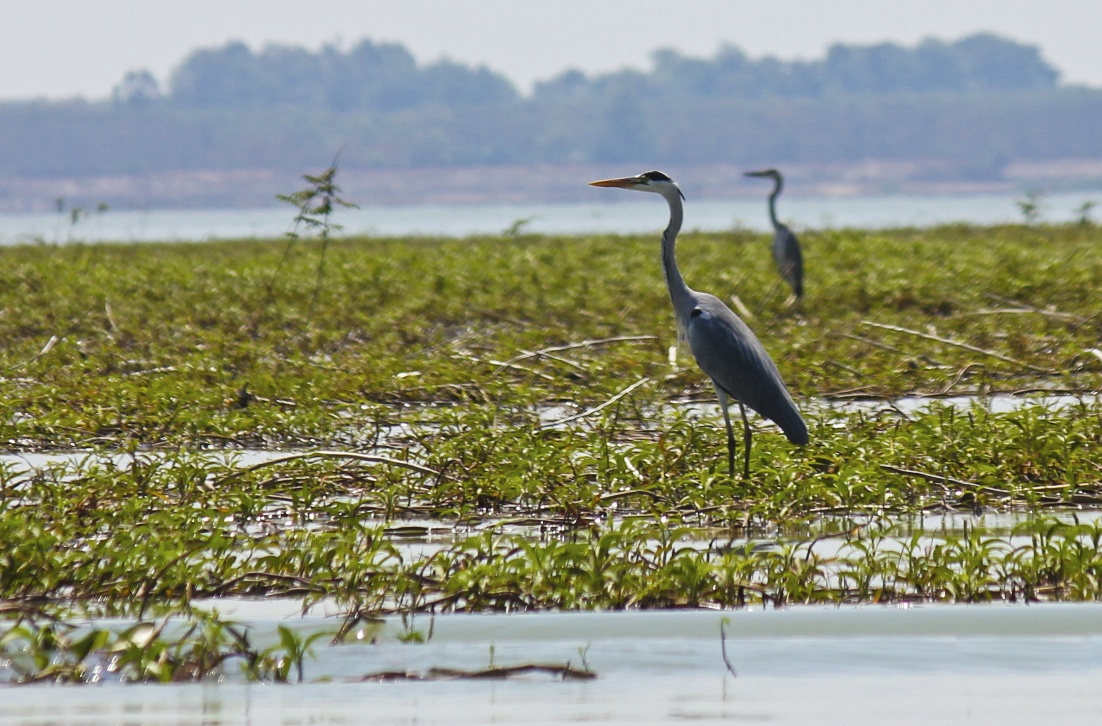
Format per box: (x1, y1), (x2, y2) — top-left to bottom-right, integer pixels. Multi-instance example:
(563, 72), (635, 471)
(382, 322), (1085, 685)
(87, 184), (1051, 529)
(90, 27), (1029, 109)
(744, 168), (782, 182)
(589, 170), (685, 200)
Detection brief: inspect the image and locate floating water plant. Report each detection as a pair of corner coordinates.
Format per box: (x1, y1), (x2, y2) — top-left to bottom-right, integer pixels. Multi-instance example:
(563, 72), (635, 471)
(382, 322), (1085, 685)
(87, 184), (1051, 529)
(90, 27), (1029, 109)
(0, 221), (1101, 680)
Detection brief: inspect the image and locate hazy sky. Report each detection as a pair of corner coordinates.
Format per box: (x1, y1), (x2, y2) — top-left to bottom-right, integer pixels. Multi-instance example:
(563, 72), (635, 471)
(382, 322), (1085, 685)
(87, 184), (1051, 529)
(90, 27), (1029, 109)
(3, 0), (1100, 100)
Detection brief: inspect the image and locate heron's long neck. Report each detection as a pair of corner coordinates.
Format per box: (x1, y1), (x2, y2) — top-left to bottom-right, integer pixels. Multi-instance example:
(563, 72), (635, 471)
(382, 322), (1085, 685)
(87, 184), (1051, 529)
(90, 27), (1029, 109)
(660, 191), (694, 321)
(767, 178), (783, 228)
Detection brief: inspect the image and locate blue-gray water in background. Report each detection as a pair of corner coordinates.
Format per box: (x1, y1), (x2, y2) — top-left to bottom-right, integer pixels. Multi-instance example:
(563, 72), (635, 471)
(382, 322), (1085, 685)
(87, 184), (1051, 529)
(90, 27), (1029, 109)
(1, 189), (1099, 245)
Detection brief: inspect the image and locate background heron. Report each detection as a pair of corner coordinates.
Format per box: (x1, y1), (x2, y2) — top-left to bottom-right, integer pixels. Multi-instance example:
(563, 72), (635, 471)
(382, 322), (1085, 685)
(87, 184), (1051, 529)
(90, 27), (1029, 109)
(590, 170), (808, 478)
(745, 168), (804, 302)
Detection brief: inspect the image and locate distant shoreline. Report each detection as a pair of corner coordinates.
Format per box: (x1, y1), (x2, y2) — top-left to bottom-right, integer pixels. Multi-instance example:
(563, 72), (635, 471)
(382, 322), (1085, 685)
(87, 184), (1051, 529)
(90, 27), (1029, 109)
(2, 159), (1101, 213)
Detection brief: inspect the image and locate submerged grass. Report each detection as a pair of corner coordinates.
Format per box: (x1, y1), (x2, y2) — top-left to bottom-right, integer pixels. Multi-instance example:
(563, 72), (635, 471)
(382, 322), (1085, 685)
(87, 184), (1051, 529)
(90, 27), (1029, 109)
(1, 222), (1102, 679)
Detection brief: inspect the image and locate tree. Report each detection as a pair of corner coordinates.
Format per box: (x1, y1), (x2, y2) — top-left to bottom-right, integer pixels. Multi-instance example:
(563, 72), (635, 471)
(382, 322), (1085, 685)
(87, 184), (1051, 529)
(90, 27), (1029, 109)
(165, 39), (516, 112)
(112, 70), (162, 108)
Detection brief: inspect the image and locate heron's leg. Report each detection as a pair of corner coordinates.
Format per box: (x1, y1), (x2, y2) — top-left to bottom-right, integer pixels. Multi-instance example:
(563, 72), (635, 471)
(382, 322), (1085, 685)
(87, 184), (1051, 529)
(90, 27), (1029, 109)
(739, 402), (752, 480)
(714, 384), (736, 478)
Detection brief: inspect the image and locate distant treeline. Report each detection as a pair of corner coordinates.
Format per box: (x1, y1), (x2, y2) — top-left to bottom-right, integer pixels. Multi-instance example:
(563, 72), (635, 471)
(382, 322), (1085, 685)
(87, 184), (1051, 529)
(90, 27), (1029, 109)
(1, 33), (1100, 180)
(155, 32), (1058, 111)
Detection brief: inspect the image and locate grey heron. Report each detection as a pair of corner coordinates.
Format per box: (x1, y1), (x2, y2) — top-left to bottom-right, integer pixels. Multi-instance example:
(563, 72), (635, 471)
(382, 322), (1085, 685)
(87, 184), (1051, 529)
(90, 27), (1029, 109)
(745, 168), (804, 301)
(589, 170), (808, 479)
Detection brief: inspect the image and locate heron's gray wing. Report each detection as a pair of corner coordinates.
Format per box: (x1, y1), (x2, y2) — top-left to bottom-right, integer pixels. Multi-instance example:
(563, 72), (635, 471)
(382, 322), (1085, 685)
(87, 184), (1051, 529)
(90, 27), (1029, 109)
(686, 294), (808, 445)
(772, 225), (804, 298)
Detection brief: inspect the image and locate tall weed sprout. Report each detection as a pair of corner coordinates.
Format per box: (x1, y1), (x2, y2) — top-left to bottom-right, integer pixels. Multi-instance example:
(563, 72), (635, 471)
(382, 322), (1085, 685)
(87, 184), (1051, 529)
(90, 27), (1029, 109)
(254, 160), (359, 333)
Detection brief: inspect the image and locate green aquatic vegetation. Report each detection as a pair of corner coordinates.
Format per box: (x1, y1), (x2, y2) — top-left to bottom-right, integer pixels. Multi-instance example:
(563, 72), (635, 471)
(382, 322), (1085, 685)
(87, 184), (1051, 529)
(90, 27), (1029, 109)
(1, 222), (1102, 645)
(2, 223), (1101, 448)
(1009, 518), (1102, 600)
(0, 608), (334, 684)
(0, 400), (1101, 612)
(378, 517), (1102, 610)
(4, 514), (1101, 684)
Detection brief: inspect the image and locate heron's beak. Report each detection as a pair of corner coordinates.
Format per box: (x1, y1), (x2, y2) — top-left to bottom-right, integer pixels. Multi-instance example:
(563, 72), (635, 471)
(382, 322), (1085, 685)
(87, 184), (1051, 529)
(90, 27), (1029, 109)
(589, 176), (638, 188)
(743, 170), (769, 178)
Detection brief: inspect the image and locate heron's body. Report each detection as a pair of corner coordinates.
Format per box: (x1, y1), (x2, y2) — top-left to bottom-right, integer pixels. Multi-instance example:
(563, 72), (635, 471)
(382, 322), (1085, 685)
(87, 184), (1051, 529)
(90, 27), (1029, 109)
(684, 293), (807, 443)
(746, 169), (804, 300)
(590, 170), (807, 477)
(771, 224), (803, 299)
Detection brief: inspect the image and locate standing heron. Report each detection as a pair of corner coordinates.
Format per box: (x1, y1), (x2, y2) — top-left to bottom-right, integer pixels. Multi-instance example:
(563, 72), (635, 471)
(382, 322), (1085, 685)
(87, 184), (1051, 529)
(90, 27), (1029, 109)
(590, 170), (807, 479)
(745, 168), (804, 301)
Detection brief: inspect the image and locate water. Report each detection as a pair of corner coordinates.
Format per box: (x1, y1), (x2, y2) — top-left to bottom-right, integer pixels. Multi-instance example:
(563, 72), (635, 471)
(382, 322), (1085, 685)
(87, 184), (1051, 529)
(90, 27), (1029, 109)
(2, 188), (1100, 244)
(3, 605), (1102, 724)
(545, 389), (1100, 429)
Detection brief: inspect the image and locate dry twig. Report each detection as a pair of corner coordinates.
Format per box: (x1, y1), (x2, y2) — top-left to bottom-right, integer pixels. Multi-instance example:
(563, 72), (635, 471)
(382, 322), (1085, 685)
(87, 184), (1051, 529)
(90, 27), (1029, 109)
(860, 321), (1051, 374)
(540, 377), (651, 428)
(214, 450), (451, 484)
(358, 663), (597, 681)
(501, 335), (658, 367)
(6, 335), (59, 371)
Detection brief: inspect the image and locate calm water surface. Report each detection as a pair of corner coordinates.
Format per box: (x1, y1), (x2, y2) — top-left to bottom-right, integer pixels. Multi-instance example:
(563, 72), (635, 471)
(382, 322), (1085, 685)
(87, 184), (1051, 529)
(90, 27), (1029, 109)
(2, 605), (1101, 725)
(1, 189), (1100, 244)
